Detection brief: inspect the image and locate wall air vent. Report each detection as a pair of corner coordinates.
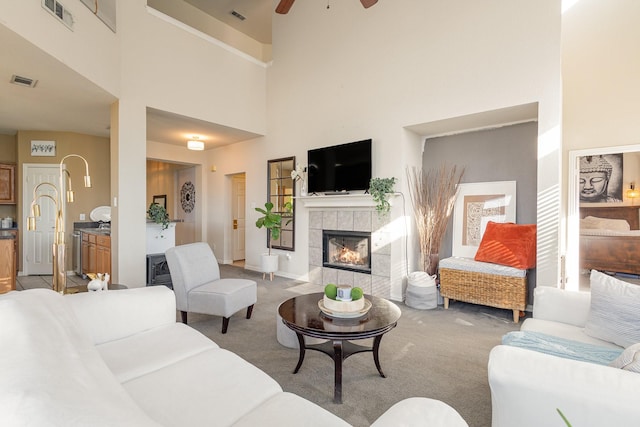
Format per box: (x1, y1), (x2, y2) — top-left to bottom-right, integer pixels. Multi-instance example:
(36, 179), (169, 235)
(42, 0), (74, 30)
(10, 75), (38, 88)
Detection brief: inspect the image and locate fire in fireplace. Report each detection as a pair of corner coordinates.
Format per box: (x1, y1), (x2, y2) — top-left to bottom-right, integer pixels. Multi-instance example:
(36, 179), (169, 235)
(323, 230), (371, 274)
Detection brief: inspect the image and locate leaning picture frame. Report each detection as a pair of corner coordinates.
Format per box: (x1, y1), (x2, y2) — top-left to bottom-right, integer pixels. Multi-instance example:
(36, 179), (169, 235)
(152, 194), (167, 209)
(452, 181), (517, 258)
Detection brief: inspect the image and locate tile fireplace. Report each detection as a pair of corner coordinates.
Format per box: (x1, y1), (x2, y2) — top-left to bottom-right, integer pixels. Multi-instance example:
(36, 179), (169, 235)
(323, 230), (371, 274)
(304, 194), (403, 299)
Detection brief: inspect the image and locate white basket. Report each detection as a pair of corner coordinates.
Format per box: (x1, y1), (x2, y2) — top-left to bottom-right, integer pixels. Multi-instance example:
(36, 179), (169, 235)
(408, 271), (437, 288)
(406, 271), (438, 310)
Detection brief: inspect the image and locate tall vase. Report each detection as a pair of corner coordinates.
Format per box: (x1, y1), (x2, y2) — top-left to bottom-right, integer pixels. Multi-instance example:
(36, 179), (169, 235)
(299, 178), (307, 197)
(426, 253), (439, 276)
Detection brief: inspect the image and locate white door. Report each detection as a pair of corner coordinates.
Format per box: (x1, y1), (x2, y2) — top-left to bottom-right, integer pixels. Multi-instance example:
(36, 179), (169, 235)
(232, 174), (246, 261)
(23, 164), (60, 275)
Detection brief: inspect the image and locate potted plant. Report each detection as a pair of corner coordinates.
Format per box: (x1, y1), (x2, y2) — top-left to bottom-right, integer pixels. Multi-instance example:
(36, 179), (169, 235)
(255, 201), (283, 280)
(147, 202), (170, 230)
(369, 177), (397, 216)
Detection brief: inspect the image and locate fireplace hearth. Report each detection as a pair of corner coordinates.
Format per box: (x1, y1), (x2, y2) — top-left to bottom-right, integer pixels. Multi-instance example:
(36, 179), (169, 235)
(146, 254), (173, 289)
(323, 230), (371, 274)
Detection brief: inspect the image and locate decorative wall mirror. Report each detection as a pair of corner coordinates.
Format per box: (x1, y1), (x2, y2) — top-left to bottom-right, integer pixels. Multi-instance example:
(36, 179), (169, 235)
(267, 156), (295, 251)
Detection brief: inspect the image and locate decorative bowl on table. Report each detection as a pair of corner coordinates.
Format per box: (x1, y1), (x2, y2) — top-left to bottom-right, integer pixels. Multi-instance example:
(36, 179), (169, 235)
(318, 295), (372, 318)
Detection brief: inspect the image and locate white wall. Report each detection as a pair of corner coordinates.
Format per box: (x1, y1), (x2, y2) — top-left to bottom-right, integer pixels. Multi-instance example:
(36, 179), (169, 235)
(561, 0), (640, 287)
(111, 1), (266, 285)
(0, 0), (120, 95)
(212, 0), (561, 296)
(562, 0), (640, 153)
(147, 0), (269, 62)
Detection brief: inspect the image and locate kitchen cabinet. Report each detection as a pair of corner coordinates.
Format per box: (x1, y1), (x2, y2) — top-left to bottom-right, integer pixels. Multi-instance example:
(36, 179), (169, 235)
(0, 163), (16, 204)
(3, 229), (18, 277)
(0, 234), (16, 293)
(81, 231), (110, 278)
(96, 234), (111, 277)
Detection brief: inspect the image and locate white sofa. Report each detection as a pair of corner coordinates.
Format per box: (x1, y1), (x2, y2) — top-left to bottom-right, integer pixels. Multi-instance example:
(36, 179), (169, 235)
(488, 284), (640, 427)
(0, 286), (468, 427)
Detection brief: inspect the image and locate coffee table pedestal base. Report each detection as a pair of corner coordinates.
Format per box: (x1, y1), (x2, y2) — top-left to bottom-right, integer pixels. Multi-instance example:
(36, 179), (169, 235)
(293, 333), (385, 404)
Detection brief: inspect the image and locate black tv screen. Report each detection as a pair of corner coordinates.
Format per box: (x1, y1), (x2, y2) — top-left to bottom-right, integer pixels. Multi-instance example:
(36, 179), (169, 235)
(307, 139), (372, 194)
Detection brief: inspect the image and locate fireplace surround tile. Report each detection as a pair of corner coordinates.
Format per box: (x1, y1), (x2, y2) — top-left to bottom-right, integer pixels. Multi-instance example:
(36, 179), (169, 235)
(371, 253), (391, 277)
(353, 272), (372, 293)
(372, 275), (391, 298)
(309, 265), (323, 285)
(337, 269), (357, 286)
(371, 211), (388, 232)
(309, 246), (322, 266)
(372, 231), (392, 256)
(337, 211), (354, 231)
(353, 211), (372, 232)
(309, 228), (322, 249)
(309, 211), (323, 229)
(322, 211), (338, 230)
(322, 267), (338, 286)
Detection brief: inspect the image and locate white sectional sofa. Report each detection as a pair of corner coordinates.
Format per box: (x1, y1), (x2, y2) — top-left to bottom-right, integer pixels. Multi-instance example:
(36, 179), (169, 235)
(0, 286), (468, 427)
(488, 272), (640, 427)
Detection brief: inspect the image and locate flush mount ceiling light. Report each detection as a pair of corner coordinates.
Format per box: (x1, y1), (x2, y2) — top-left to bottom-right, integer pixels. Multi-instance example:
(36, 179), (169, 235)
(187, 137), (204, 151)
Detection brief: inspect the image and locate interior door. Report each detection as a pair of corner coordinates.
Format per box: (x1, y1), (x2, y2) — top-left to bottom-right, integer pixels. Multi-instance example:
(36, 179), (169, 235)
(232, 174), (246, 261)
(23, 164), (60, 275)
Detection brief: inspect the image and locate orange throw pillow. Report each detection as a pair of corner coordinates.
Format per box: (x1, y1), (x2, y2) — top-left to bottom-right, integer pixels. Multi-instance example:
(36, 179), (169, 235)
(474, 221), (537, 269)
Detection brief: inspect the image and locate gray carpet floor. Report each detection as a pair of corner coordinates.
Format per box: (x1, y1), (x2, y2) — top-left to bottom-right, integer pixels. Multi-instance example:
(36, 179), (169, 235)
(186, 265), (523, 427)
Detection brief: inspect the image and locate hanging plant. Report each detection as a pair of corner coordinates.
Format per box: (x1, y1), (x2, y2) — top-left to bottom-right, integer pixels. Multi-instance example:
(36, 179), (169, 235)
(369, 177), (397, 216)
(147, 202), (170, 230)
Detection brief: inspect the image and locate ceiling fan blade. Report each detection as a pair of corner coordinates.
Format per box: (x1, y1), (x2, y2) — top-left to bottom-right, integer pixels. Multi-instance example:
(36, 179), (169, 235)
(276, 0), (296, 14)
(360, 0), (378, 8)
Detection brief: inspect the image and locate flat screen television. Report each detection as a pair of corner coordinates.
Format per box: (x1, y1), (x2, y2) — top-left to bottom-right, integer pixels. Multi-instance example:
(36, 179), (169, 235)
(307, 139), (372, 194)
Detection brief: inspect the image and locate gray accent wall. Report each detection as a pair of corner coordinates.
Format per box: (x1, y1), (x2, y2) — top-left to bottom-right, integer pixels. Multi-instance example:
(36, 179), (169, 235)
(422, 121), (538, 299)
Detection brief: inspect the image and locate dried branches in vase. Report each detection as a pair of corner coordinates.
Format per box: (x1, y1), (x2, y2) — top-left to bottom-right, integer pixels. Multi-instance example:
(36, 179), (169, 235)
(407, 165), (464, 275)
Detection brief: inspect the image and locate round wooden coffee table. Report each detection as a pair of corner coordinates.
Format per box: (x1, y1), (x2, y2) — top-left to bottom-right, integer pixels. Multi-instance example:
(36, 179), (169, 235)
(278, 292), (401, 403)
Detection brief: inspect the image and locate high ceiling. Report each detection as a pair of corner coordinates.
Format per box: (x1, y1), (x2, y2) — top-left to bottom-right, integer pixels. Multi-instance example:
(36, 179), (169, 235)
(0, 1), (271, 150)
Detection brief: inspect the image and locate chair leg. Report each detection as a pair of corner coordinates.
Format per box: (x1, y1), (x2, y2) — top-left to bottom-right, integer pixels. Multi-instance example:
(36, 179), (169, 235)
(181, 311), (188, 324)
(222, 317), (230, 334)
(246, 304), (254, 319)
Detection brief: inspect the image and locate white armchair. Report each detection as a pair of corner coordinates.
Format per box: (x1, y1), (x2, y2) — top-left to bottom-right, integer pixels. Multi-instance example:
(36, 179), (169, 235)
(165, 242), (257, 334)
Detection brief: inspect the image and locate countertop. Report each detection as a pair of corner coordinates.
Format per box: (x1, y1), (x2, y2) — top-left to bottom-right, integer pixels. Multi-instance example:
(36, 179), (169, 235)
(0, 231), (17, 239)
(79, 228), (111, 236)
(74, 221), (110, 236)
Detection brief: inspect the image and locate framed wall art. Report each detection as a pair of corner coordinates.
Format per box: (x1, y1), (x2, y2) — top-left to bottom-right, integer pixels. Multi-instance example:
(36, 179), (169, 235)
(452, 180), (517, 258)
(31, 140), (56, 156)
(579, 153), (623, 203)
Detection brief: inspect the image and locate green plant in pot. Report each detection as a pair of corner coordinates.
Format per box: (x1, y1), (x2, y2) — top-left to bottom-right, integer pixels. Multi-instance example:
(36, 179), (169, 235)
(254, 201), (282, 256)
(255, 201), (289, 280)
(147, 202), (170, 230)
(369, 177), (397, 216)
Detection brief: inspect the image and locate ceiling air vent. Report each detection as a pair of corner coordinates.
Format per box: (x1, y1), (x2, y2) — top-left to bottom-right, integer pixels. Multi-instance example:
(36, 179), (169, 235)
(10, 75), (38, 88)
(42, 0), (74, 30)
(231, 10), (246, 21)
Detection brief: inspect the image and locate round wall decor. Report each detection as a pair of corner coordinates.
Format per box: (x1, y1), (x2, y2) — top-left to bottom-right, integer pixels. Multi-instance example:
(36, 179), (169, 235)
(180, 181), (196, 213)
